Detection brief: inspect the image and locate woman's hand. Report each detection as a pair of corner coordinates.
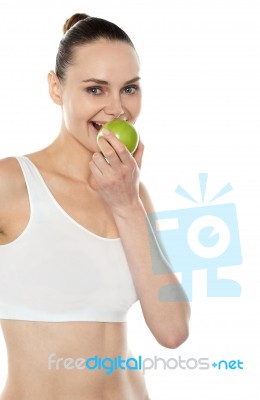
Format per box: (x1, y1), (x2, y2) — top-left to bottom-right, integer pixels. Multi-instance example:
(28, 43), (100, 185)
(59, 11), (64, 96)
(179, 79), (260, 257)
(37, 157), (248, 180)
(89, 129), (145, 217)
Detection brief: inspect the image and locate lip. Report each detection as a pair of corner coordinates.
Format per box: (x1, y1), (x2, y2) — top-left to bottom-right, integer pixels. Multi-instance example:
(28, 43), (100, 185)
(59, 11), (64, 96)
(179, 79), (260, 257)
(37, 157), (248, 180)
(91, 119), (128, 125)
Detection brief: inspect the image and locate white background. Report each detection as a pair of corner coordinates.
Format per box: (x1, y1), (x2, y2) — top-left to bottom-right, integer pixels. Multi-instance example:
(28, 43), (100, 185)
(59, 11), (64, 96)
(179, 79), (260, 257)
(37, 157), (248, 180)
(0, 0), (259, 398)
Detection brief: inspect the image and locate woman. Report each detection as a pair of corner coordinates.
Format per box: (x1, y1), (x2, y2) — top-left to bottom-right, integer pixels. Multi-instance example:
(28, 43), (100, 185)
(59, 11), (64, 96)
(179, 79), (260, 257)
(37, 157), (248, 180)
(0, 13), (190, 400)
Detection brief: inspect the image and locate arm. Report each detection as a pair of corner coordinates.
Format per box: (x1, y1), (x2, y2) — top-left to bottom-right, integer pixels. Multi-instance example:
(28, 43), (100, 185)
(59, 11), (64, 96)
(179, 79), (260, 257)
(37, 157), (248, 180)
(0, 157), (26, 240)
(89, 133), (190, 349)
(0, 158), (14, 236)
(113, 182), (190, 349)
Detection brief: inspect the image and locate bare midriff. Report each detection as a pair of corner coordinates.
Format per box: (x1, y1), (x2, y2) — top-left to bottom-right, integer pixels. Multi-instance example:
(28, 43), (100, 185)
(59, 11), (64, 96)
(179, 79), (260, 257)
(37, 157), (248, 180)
(0, 320), (150, 400)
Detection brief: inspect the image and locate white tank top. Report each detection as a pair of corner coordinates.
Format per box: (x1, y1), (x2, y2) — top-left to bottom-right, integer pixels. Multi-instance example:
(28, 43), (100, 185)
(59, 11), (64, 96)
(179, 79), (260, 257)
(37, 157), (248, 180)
(0, 156), (138, 322)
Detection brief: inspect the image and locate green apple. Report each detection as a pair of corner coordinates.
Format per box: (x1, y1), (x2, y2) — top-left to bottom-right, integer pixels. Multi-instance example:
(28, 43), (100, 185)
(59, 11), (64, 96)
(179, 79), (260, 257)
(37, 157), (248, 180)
(97, 119), (139, 154)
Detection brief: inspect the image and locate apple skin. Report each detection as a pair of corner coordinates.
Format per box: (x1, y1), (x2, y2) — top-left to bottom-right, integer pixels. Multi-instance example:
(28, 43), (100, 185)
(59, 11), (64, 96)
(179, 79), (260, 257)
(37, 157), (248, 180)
(97, 119), (139, 154)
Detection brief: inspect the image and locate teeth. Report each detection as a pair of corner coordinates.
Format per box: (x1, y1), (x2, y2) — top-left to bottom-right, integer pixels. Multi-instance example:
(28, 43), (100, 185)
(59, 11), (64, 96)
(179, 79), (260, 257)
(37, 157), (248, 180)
(92, 122), (103, 130)
(91, 122), (103, 133)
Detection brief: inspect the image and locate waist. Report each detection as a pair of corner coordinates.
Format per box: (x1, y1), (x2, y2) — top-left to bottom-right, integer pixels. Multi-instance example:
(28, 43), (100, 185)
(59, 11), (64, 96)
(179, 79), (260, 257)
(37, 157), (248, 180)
(1, 372), (149, 400)
(0, 320), (149, 399)
(1, 364), (148, 400)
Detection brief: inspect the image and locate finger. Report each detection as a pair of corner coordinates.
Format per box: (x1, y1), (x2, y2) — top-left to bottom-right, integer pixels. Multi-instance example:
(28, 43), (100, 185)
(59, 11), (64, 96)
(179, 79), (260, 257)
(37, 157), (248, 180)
(89, 159), (104, 181)
(91, 151), (111, 173)
(99, 129), (133, 166)
(97, 136), (123, 168)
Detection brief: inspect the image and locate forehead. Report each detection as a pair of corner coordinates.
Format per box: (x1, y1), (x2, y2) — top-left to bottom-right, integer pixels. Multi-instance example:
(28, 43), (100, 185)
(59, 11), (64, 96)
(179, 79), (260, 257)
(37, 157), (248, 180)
(68, 39), (140, 83)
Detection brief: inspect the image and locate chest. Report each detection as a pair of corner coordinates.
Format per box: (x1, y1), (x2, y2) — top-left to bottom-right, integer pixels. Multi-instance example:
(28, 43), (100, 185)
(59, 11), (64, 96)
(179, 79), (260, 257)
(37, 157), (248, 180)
(46, 178), (120, 238)
(2, 172), (120, 245)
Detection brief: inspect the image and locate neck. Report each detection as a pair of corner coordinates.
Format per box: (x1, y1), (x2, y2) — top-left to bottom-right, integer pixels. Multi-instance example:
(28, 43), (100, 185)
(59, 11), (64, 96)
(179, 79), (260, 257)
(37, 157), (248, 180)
(43, 130), (98, 189)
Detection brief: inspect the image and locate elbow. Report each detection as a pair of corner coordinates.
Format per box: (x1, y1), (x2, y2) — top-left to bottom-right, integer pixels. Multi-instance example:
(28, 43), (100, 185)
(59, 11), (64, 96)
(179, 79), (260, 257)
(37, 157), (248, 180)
(157, 327), (190, 349)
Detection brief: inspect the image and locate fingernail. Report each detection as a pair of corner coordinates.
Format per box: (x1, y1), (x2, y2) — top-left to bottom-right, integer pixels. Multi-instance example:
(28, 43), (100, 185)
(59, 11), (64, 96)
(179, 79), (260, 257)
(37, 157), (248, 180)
(102, 128), (110, 136)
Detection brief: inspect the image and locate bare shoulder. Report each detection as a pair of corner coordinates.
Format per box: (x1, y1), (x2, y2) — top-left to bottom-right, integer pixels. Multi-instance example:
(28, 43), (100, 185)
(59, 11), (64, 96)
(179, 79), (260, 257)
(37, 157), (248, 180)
(0, 156), (23, 187)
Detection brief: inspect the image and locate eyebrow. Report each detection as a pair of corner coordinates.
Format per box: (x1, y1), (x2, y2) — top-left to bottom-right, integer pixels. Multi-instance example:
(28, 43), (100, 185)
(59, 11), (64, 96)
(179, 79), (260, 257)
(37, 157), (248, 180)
(81, 77), (141, 85)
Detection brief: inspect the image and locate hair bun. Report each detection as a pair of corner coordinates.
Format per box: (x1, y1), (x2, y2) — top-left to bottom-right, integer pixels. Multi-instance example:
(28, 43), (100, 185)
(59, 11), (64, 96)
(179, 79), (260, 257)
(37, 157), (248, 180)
(63, 13), (90, 34)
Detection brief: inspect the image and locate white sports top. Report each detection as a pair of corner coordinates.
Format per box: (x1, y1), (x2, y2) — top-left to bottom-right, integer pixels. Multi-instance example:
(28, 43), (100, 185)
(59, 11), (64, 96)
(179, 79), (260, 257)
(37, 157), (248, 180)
(0, 156), (138, 322)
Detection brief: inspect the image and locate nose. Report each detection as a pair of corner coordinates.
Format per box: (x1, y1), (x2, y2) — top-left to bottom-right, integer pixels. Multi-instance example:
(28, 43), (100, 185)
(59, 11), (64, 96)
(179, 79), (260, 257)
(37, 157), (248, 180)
(104, 93), (124, 119)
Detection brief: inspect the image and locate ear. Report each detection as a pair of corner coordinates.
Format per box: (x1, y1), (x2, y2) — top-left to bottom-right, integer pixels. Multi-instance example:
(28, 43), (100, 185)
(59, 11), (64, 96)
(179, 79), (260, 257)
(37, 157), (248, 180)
(48, 71), (63, 105)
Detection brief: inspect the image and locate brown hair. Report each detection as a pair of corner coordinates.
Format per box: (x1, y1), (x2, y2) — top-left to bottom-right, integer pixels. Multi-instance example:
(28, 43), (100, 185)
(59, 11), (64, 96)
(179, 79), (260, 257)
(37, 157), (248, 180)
(55, 13), (135, 82)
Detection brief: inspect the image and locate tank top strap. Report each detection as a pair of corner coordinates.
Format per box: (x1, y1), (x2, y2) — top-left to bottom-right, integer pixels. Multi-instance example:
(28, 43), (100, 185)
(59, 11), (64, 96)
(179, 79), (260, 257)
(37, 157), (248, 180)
(15, 155), (54, 215)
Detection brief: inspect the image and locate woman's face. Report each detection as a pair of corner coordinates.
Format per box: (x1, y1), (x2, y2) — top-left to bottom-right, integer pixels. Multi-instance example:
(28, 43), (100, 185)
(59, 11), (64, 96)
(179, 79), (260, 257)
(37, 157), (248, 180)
(57, 39), (141, 152)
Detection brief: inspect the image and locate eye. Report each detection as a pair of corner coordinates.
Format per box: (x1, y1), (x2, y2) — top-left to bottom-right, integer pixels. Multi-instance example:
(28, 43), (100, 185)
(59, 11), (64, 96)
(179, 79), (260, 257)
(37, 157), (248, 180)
(123, 85), (139, 95)
(86, 87), (102, 95)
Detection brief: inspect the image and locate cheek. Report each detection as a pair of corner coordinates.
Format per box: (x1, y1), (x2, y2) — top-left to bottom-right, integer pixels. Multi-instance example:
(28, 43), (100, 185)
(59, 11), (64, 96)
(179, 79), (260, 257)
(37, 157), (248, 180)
(124, 95), (142, 116)
(132, 95), (142, 116)
(63, 95), (86, 119)
(62, 100), (85, 131)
